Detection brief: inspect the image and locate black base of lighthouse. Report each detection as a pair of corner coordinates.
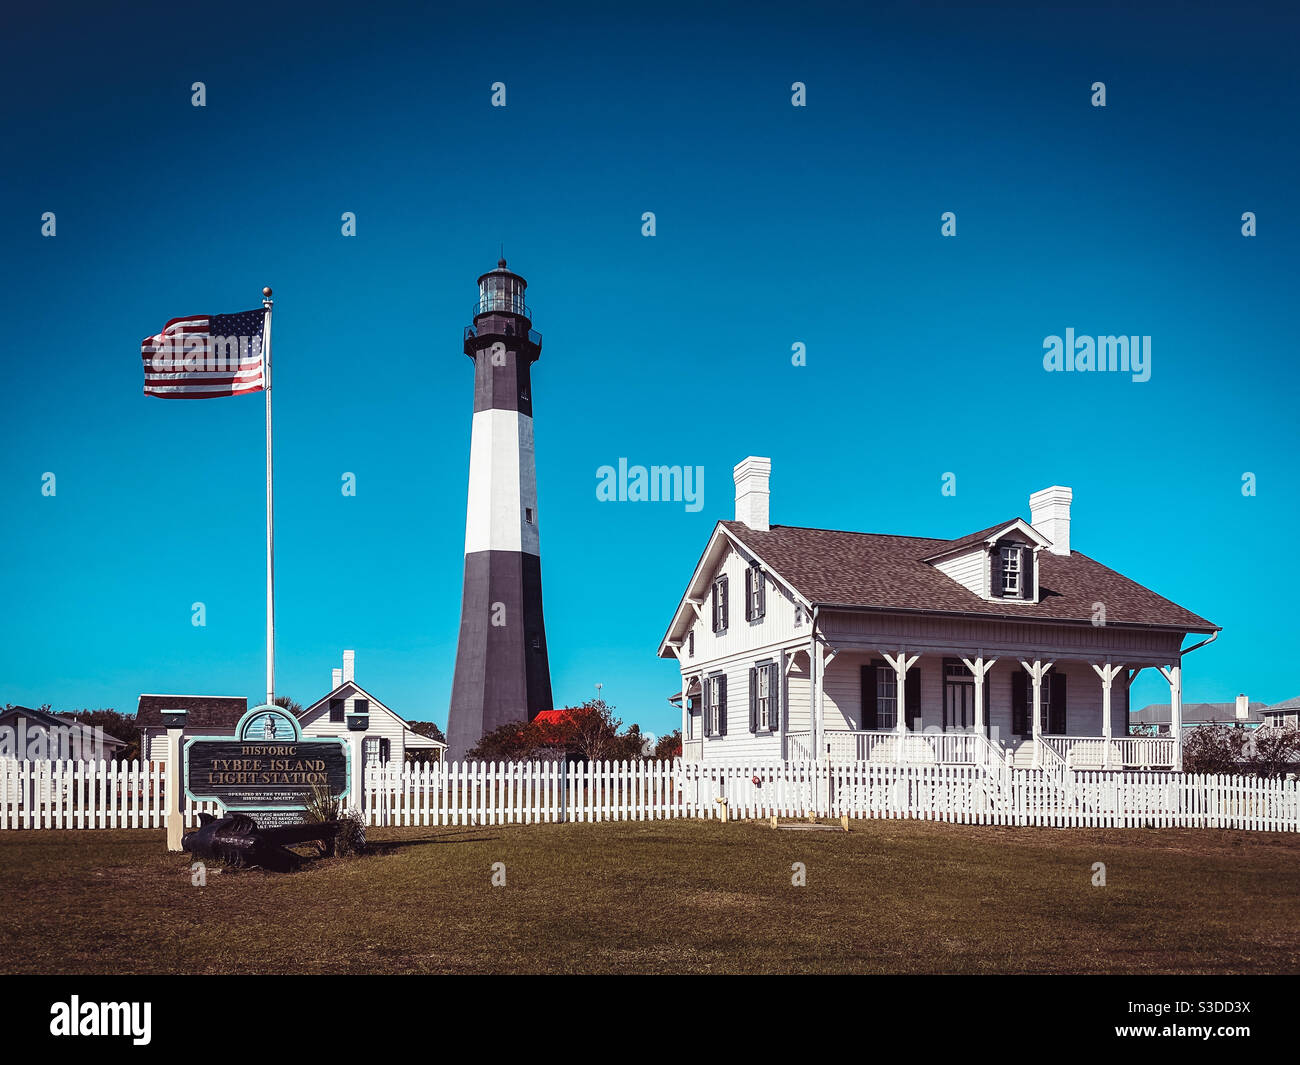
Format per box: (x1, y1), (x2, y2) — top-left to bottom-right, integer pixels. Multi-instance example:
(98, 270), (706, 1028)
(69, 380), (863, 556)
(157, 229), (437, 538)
(446, 550), (553, 760)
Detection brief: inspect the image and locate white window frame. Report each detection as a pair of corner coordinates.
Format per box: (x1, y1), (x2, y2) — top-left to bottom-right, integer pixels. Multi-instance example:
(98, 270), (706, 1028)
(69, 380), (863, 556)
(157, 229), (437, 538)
(749, 566), (763, 620)
(707, 675), (722, 736)
(1001, 545), (1022, 596)
(877, 668), (898, 730)
(757, 665), (771, 730)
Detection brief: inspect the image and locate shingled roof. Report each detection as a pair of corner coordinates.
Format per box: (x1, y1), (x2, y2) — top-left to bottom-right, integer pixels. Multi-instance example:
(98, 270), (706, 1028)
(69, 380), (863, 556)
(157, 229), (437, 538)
(136, 695), (247, 730)
(721, 521), (1216, 632)
(1133, 702), (1266, 725)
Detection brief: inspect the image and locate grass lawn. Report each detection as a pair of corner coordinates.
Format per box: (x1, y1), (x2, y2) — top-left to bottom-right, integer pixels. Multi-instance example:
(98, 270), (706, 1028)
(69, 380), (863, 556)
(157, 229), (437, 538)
(1, 819), (1297, 974)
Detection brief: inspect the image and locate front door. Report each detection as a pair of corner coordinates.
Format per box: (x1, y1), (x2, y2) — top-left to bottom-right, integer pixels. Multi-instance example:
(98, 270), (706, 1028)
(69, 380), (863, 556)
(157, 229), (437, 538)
(943, 662), (974, 729)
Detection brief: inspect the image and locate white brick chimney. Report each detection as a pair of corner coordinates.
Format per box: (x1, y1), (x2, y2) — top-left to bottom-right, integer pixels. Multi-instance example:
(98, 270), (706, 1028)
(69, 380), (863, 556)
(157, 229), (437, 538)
(1029, 485), (1072, 556)
(342, 649), (355, 684)
(332, 667), (343, 689)
(733, 456), (771, 531)
(1235, 693), (1249, 720)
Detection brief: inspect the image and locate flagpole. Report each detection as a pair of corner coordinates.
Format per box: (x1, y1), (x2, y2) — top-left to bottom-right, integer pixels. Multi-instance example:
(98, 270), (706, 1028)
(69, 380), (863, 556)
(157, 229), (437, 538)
(262, 286), (275, 707)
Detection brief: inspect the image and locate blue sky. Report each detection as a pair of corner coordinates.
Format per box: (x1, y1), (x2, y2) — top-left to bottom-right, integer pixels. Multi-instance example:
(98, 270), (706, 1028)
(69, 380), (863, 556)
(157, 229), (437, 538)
(2, 0), (1297, 734)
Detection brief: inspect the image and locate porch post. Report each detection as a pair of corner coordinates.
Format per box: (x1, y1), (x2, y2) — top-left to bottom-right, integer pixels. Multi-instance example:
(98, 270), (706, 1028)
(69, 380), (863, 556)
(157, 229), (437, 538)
(962, 656), (996, 738)
(882, 651), (919, 762)
(812, 635), (824, 762)
(1169, 662), (1183, 772)
(1020, 659), (1053, 768)
(1091, 663), (1121, 770)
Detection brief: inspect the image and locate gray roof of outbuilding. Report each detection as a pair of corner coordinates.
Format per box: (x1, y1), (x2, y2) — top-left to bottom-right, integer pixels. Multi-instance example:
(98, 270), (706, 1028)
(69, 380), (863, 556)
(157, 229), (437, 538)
(136, 695), (247, 730)
(1132, 701), (1267, 724)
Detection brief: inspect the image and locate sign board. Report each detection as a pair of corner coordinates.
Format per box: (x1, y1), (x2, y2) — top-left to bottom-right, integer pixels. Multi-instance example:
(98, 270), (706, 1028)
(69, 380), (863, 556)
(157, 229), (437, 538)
(184, 704), (350, 816)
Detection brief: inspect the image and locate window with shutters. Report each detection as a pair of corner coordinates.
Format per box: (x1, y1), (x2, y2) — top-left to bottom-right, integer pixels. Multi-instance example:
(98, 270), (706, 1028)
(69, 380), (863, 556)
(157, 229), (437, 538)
(711, 576), (729, 633)
(706, 674), (723, 736)
(687, 630), (694, 657)
(1000, 545), (1021, 596)
(757, 666), (771, 729)
(328, 698), (344, 724)
(746, 565), (765, 622)
(877, 669), (898, 729)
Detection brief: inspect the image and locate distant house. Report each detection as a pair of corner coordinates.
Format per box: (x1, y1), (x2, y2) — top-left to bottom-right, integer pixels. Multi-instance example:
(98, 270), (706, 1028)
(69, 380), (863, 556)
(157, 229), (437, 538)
(0, 705), (128, 762)
(298, 650), (446, 766)
(1130, 694), (1265, 735)
(136, 695), (248, 763)
(1259, 696), (1300, 729)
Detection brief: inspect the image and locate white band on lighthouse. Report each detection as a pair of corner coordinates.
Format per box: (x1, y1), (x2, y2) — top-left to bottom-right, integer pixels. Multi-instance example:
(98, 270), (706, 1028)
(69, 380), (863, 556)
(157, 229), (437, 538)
(463, 408), (540, 556)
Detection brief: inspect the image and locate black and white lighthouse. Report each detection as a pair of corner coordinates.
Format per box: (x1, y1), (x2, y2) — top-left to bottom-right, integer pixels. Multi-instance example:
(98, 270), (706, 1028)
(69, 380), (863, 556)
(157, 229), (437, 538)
(446, 259), (554, 760)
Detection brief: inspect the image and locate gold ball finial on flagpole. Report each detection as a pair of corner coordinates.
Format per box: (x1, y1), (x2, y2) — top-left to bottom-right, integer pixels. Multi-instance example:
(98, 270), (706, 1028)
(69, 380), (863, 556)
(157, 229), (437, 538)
(263, 286), (273, 298)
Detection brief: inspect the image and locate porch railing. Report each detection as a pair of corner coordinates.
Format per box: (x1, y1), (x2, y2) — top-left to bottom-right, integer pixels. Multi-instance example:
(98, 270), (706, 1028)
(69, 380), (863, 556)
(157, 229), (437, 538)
(786, 729), (988, 764)
(1042, 734), (1176, 770)
(788, 730), (1177, 769)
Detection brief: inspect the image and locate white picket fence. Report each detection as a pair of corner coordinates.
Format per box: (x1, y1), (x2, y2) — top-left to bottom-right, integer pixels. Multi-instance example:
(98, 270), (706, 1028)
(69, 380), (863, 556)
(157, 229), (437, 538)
(3, 758), (1298, 833)
(0, 759), (220, 830)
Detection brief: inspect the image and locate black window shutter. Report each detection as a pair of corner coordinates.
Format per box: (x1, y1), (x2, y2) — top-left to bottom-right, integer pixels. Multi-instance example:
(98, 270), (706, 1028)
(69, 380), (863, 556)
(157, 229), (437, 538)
(905, 668), (921, 729)
(743, 568), (752, 621)
(1050, 672), (1067, 734)
(990, 547), (1003, 598)
(1021, 547), (1035, 601)
(768, 664), (780, 732)
(1011, 670), (1028, 734)
(702, 681), (712, 737)
(711, 581), (720, 632)
(717, 675), (728, 735)
(719, 578), (728, 631)
(861, 663), (878, 729)
(748, 666), (758, 733)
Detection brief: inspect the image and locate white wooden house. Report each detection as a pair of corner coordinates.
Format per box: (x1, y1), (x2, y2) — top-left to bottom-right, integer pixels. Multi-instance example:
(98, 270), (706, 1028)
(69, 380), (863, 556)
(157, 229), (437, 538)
(1, 705), (128, 762)
(1259, 696), (1300, 729)
(298, 650), (446, 766)
(659, 457), (1219, 772)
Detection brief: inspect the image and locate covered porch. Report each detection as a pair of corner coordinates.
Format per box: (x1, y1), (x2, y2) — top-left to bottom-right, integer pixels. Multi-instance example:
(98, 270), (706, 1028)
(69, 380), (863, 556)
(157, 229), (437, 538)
(784, 728), (1177, 770)
(784, 640), (1196, 772)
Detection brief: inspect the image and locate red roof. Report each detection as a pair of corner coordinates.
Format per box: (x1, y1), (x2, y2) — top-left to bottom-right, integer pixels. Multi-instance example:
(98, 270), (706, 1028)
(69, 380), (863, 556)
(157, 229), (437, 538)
(532, 709), (569, 725)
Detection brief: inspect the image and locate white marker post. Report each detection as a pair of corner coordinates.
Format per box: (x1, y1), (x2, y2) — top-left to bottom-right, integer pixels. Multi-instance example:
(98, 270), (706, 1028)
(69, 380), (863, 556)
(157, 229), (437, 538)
(262, 286), (275, 707)
(163, 708), (187, 852)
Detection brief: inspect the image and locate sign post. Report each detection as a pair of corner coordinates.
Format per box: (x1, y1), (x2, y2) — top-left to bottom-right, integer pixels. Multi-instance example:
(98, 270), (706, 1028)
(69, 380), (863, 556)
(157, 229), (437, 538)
(163, 708), (188, 852)
(346, 708), (369, 820)
(183, 704), (349, 829)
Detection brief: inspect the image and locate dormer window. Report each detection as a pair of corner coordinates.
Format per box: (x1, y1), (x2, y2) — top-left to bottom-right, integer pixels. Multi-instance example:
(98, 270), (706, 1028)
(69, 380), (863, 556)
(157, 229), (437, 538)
(990, 542), (1034, 601)
(1000, 546), (1021, 596)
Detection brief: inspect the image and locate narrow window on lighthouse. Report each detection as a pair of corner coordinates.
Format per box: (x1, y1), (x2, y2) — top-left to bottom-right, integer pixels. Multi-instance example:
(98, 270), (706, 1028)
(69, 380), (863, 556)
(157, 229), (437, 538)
(525, 507), (534, 524)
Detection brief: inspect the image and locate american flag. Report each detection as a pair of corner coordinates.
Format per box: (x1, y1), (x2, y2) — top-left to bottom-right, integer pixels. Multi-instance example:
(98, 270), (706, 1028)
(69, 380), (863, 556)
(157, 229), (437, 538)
(141, 309), (266, 399)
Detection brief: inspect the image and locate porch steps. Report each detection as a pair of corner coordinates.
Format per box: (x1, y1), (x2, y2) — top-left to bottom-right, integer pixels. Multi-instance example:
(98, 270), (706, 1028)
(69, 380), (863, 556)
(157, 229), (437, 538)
(1009, 744), (1038, 770)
